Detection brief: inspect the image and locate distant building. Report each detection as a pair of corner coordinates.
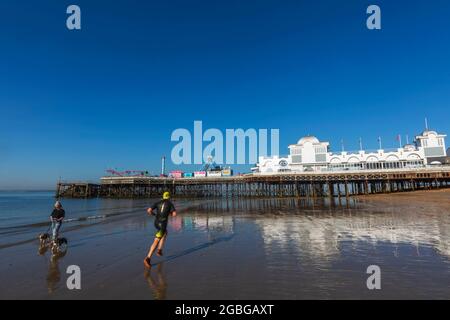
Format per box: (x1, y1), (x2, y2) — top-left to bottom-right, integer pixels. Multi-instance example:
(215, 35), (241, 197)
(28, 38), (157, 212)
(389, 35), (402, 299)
(252, 129), (447, 174)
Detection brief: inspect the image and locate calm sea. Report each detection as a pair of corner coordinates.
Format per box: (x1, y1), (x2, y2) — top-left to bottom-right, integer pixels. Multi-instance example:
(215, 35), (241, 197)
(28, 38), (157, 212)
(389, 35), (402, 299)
(0, 191), (150, 228)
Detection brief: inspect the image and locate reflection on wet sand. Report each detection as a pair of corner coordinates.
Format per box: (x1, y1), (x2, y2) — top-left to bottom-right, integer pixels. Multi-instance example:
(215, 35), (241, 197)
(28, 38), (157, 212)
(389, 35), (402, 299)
(192, 196), (450, 261)
(180, 215), (235, 234)
(192, 197), (358, 215)
(256, 213), (450, 263)
(46, 251), (67, 294)
(258, 205), (450, 262)
(144, 264), (167, 300)
(38, 243), (49, 256)
(173, 194), (450, 299)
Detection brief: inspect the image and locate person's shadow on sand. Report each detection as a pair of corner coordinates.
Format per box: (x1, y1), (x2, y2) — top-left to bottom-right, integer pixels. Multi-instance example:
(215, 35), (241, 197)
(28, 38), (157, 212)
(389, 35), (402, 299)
(46, 251), (67, 294)
(144, 263), (167, 300)
(153, 234), (234, 265)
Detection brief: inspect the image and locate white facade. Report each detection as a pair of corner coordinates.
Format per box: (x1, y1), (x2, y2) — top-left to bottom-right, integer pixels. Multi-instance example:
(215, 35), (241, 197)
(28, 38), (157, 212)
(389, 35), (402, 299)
(253, 130), (448, 174)
(415, 130), (447, 163)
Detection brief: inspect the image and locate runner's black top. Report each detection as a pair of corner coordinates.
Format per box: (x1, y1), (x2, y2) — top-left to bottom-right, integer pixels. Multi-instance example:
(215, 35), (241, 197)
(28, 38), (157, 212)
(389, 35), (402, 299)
(51, 208), (65, 220)
(151, 200), (176, 221)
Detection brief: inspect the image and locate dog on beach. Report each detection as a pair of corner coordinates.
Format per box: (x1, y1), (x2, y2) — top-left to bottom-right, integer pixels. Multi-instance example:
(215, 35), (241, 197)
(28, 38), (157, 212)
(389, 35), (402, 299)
(38, 233), (67, 246)
(39, 233), (50, 242)
(56, 237), (68, 246)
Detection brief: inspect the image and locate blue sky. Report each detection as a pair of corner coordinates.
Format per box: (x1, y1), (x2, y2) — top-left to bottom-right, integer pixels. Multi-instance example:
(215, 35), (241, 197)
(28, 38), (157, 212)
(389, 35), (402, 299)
(1, 0), (450, 189)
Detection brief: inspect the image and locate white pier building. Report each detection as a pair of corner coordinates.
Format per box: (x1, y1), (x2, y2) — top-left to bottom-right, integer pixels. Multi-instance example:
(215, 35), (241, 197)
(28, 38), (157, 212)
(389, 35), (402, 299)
(253, 129), (448, 174)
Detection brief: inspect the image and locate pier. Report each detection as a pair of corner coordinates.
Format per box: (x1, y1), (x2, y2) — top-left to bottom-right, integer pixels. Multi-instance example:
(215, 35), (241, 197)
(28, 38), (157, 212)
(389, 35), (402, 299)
(56, 168), (450, 199)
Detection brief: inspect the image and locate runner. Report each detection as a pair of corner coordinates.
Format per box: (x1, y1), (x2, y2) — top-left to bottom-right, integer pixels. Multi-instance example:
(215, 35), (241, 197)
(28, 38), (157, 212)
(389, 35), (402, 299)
(144, 192), (177, 268)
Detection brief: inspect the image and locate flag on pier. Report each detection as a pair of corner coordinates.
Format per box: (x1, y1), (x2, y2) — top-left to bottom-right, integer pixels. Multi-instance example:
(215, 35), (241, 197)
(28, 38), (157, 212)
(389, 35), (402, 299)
(396, 134), (402, 148)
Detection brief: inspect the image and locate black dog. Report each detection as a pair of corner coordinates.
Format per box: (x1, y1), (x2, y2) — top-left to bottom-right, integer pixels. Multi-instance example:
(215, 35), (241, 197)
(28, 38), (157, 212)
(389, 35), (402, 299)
(56, 237), (68, 246)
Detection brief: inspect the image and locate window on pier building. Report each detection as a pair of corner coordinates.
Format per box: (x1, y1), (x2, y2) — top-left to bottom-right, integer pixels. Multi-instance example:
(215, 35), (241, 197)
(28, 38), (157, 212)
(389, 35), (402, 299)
(291, 148), (302, 155)
(384, 162), (402, 169)
(424, 147), (445, 157)
(314, 146), (327, 153)
(292, 155), (302, 163)
(315, 154), (327, 162)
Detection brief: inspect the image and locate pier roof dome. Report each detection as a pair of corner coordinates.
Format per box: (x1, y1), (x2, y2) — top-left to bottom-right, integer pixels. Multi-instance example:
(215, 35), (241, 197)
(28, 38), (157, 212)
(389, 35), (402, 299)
(297, 135), (320, 145)
(403, 144), (416, 151)
(421, 130), (438, 136)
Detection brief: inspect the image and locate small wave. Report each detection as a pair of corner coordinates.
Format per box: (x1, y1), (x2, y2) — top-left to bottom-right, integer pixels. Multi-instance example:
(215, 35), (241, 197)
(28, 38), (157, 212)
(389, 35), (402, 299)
(87, 215), (107, 220)
(0, 209), (143, 233)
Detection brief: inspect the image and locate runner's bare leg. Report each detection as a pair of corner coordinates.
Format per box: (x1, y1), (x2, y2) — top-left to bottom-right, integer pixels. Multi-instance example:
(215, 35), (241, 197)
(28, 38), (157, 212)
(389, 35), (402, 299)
(147, 238), (160, 259)
(157, 233), (167, 251)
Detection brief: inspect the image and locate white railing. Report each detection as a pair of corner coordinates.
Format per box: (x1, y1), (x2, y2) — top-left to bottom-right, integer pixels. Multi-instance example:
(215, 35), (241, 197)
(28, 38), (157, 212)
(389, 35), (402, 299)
(253, 165), (450, 176)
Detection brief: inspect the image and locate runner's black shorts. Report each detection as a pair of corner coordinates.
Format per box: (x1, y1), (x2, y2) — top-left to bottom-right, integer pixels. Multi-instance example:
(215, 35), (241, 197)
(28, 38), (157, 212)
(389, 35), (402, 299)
(154, 219), (168, 239)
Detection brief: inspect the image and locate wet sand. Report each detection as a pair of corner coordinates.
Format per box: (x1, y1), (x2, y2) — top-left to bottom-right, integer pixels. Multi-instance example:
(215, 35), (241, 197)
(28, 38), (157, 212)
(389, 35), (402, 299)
(0, 190), (449, 300)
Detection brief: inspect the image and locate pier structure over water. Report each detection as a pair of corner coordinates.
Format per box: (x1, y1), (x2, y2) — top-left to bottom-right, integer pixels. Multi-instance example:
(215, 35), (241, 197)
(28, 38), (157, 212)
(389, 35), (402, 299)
(56, 168), (450, 199)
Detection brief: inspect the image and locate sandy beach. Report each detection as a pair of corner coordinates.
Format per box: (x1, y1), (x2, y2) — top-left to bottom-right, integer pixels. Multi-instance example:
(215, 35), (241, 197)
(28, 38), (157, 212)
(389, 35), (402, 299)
(0, 190), (449, 300)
